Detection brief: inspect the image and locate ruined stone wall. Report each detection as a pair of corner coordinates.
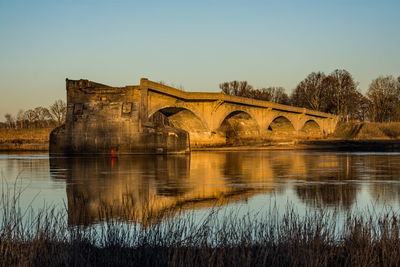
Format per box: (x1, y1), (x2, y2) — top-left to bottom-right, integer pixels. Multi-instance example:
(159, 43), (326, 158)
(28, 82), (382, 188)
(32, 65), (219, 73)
(50, 79), (189, 155)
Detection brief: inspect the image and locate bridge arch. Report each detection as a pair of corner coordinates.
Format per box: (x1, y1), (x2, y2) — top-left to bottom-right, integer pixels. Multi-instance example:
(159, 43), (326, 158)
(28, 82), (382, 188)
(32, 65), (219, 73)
(148, 104), (210, 129)
(218, 110), (261, 145)
(266, 115), (297, 140)
(299, 119), (322, 139)
(214, 107), (260, 131)
(149, 106), (211, 147)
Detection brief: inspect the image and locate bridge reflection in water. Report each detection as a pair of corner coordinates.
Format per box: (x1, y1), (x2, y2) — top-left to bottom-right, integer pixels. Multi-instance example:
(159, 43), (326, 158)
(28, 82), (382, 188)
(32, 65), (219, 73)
(49, 152), (398, 226)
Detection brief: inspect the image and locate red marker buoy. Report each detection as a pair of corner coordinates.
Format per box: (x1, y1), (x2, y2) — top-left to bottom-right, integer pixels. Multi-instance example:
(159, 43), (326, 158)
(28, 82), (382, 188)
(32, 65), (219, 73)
(111, 149), (115, 158)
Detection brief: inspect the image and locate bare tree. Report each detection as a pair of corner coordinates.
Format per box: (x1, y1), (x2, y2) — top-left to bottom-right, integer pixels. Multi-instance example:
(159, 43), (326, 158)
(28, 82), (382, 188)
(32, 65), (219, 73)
(291, 72), (327, 111)
(220, 81), (290, 104)
(220, 81), (236, 95)
(355, 93), (372, 121)
(4, 113), (15, 129)
(325, 69), (360, 120)
(16, 109), (25, 129)
(367, 76), (399, 122)
(2, 100), (65, 129)
(49, 100), (67, 125)
(266, 87), (290, 105)
(34, 107), (51, 127)
(220, 81), (254, 98)
(24, 109), (38, 128)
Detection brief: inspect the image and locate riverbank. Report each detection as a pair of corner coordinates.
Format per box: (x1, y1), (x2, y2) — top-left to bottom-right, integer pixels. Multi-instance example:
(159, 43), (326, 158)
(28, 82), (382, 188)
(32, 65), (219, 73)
(0, 128), (52, 151)
(193, 139), (400, 152)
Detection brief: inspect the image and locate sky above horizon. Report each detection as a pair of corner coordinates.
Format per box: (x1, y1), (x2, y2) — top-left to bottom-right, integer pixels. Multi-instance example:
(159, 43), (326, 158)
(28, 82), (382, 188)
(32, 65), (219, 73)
(1, 0), (399, 120)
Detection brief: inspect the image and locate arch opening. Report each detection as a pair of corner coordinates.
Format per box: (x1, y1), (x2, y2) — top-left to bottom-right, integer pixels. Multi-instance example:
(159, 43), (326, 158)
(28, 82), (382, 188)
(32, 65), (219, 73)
(149, 107), (210, 147)
(218, 111), (260, 145)
(300, 120), (322, 139)
(267, 116), (296, 140)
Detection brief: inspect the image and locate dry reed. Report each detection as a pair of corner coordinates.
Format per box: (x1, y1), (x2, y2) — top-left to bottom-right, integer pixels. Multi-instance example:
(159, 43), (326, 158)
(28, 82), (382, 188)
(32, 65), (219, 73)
(333, 122), (400, 140)
(2, 183), (400, 266)
(0, 128), (52, 143)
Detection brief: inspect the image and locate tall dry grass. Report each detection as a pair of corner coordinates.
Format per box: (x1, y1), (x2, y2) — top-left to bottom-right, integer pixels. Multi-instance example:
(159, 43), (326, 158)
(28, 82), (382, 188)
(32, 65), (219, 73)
(333, 122), (400, 140)
(2, 184), (400, 266)
(356, 122), (400, 140)
(0, 128), (53, 143)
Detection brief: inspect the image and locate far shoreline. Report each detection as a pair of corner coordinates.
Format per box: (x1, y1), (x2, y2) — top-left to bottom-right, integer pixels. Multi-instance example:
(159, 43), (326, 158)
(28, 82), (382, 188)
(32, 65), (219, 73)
(2, 139), (400, 153)
(193, 139), (400, 152)
(4, 122), (400, 153)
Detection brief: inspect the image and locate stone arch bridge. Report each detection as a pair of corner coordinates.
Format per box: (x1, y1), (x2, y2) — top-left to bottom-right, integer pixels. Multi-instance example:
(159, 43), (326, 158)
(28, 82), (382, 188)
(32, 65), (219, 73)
(141, 79), (338, 147)
(50, 78), (339, 155)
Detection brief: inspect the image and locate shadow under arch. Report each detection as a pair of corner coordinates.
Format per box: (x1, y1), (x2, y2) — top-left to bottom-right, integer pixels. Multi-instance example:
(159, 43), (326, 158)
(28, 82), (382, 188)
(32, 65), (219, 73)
(299, 120), (322, 139)
(149, 107), (210, 147)
(218, 110), (261, 145)
(267, 116), (296, 140)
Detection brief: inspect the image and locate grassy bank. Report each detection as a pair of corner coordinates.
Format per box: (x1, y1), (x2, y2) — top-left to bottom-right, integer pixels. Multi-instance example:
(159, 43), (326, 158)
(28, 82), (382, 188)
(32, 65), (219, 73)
(3, 189), (400, 266)
(332, 121), (400, 140)
(0, 128), (52, 151)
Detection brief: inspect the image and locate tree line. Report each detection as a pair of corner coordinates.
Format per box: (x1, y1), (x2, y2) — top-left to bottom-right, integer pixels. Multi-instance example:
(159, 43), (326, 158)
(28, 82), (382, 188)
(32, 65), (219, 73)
(1, 100), (66, 129)
(220, 70), (400, 122)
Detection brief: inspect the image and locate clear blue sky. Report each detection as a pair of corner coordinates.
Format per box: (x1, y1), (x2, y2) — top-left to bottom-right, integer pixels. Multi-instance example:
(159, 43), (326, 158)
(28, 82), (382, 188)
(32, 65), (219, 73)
(1, 0), (399, 119)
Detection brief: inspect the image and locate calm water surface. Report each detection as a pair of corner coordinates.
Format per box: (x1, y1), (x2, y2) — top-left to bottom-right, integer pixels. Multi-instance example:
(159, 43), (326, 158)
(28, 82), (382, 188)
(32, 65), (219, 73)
(1, 151), (400, 225)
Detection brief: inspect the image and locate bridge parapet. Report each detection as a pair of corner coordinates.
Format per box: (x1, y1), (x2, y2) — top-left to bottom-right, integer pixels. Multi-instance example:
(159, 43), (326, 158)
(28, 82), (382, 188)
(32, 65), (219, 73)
(141, 79), (337, 119)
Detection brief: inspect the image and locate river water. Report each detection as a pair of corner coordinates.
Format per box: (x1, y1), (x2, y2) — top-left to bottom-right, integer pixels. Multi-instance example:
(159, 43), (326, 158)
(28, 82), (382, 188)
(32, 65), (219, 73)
(1, 151), (400, 226)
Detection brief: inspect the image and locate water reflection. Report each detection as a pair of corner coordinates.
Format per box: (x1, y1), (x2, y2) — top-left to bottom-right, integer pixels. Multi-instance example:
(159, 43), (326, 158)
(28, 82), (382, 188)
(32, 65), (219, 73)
(363, 155), (400, 204)
(50, 153), (276, 226)
(293, 154), (359, 208)
(47, 152), (400, 226)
